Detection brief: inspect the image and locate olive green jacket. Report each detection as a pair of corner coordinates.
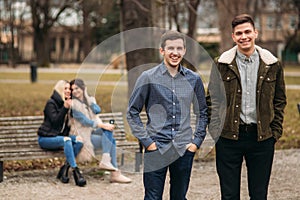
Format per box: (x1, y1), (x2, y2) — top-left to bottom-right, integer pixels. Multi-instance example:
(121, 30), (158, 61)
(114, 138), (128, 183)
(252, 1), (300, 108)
(207, 45), (287, 141)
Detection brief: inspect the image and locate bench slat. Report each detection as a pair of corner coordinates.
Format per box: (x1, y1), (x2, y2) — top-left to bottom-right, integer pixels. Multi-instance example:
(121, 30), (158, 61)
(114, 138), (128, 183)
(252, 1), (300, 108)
(0, 112), (139, 162)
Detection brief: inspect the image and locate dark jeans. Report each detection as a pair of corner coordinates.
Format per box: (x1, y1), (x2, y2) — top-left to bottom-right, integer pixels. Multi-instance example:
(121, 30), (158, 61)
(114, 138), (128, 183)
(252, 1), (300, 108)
(143, 147), (195, 200)
(216, 129), (275, 200)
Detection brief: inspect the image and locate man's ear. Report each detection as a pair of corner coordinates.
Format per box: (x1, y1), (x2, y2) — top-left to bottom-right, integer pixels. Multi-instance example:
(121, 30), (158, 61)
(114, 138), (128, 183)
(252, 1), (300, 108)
(231, 33), (236, 43)
(254, 29), (258, 39)
(159, 47), (165, 56)
(182, 47), (186, 56)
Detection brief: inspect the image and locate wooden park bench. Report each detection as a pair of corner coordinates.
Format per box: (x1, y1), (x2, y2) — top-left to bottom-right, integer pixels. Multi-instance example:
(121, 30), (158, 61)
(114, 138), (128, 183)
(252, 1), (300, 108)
(0, 112), (139, 182)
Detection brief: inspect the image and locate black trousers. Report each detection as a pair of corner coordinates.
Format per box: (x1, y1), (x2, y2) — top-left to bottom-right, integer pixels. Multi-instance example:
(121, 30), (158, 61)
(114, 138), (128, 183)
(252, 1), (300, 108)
(216, 126), (275, 200)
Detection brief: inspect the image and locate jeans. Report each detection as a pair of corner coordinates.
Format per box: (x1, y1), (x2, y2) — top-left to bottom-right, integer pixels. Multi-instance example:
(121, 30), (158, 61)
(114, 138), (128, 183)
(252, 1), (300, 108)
(38, 135), (83, 168)
(216, 130), (275, 200)
(143, 146), (195, 200)
(91, 128), (117, 167)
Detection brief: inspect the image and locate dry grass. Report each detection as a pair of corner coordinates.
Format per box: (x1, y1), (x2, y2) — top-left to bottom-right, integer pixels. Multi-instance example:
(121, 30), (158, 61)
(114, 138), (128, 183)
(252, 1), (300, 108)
(0, 83), (115, 116)
(278, 89), (300, 149)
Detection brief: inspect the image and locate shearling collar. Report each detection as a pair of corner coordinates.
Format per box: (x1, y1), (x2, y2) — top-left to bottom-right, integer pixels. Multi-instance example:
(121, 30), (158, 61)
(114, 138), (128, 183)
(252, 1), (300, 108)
(218, 45), (278, 65)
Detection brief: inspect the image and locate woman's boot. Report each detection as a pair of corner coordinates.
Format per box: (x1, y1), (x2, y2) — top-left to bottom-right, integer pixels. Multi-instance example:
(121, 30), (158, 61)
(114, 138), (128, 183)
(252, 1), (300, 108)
(56, 162), (70, 183)
(99, 153), (117, 171)
(110, 170), (132, 183)
(73, 167), (87, 187)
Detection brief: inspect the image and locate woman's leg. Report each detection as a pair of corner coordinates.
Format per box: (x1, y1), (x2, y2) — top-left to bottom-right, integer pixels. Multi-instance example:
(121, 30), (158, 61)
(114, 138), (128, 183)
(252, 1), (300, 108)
(38, 135), (65, 149)
(62, 138), (78, 168)
(91, 129), (115, 155)
(91, 134), (103, 149)
(102, 130), (117, 167)
(91, 130), (117, 170)
(64, 136), (86, 187)
(69, 135), (84, 157)
(38, 136), (78, 168)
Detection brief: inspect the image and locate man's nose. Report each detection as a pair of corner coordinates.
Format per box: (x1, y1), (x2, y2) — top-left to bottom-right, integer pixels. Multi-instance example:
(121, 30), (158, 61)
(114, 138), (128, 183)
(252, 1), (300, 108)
(173, 49), (179, 54)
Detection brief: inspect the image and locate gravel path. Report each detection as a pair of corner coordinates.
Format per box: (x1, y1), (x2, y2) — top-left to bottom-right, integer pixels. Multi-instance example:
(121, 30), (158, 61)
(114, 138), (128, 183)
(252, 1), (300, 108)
(0, 149), (299, 200)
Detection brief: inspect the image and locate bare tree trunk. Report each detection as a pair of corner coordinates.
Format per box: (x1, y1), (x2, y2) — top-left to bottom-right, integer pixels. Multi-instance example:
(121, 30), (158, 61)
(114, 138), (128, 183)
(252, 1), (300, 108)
(187, 0), (200, 38)
(30, 0), (50, 67)
(29, 0), (72, 67)
(183, 0), (201, 71)
(284, 0), (300, 50)
(281, 0), (300, 64)
(216, 0), (249, 53)
(170, 4), (181, 32)
(4, 0), (17, 68)
(81, 1), (93, 58)
(34, 30), (50, 67)
(121, 0), (159, 96)
(8, 0), (16, 68)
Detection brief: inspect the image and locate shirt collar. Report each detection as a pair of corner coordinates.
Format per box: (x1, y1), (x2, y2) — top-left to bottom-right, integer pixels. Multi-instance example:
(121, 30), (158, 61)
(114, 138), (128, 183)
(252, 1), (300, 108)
(236, 49), (259, 63)
(160, 62), (186, 76)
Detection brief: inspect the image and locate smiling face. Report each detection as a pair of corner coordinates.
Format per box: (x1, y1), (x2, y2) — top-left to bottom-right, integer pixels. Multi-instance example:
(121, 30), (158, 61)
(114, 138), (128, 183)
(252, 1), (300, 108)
(64, 82), (71, 100)
(71, 84), (84, 100)
(232, 22), (258, 56)
(160, 38), (186, 69)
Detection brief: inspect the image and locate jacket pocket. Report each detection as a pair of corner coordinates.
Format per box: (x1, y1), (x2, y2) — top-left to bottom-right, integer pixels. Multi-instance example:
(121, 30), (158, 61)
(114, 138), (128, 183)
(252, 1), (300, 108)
(222, 73), (238, 94)
(262, 74), (276, 97)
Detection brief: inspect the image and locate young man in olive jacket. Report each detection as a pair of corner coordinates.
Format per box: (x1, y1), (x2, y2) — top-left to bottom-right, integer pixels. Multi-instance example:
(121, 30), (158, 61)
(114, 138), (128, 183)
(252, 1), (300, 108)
(207, 14), (287, 200)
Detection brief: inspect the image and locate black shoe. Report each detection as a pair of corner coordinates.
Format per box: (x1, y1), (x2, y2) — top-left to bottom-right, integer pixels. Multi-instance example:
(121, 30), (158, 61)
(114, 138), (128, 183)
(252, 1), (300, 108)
(57, 162), (70, 183)
(73, 167), (86, 187)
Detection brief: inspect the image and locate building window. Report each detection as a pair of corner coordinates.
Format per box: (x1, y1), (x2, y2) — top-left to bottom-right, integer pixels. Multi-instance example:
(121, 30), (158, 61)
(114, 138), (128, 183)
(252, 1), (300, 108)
(266, 16), (275, 30)
(266, 15), (282, 30)
(69, 38), (74, 52)
(60, 37), (65, 51)
(50, 38), (56, 52)
(289, 15), (297, 30)
(254, 17), (260, 30)
(275, 18), (282, 30)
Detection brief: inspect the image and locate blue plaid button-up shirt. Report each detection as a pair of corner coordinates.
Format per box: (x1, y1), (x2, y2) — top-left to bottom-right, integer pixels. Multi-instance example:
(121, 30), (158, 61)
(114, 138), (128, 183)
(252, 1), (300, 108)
(127, 62), (208, 156)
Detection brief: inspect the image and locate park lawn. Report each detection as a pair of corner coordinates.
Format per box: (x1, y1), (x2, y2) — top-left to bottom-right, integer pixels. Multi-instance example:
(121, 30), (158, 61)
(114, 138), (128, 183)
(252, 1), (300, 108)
(278, 89), (300, 149)
(285, 76), (300, 85)
(283, 64), (300, 72)
(0, 83), (115, 116)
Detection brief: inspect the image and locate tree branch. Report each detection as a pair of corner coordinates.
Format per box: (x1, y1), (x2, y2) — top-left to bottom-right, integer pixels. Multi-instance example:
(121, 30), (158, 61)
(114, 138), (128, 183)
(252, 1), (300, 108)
(183, 0), (198, 15)
(130, 0), (150, 12)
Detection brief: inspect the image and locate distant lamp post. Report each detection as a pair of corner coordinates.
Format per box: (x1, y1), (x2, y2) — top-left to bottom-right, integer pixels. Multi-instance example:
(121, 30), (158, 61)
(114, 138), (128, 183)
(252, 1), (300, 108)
(30, 62), (38, 83)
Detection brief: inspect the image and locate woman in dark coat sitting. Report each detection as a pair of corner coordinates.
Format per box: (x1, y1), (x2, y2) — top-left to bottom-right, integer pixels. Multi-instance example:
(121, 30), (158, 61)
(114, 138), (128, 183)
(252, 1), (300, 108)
(37, 80), (86, 187)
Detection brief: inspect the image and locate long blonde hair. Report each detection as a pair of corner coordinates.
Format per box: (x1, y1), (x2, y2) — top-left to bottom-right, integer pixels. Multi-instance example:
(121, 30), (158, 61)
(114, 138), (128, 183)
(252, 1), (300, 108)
(53, 80), (69, 101)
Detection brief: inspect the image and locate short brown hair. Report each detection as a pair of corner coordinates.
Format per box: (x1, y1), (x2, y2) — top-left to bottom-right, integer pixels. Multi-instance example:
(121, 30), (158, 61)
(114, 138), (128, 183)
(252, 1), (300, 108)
(232, 14), (255, 31)
(160, 30), (186, 49)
